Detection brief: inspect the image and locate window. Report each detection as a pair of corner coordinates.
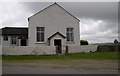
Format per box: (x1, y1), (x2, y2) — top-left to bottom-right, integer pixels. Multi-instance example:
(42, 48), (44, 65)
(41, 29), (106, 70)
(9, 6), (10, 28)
(3, 36), (8, 41)
(66, 28), (74, 42)
(11, 36), (17, 45)
(36, 27), (44, 42)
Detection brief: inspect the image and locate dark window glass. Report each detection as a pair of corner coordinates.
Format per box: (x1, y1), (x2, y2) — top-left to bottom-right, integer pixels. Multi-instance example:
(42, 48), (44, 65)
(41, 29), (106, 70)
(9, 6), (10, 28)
(11, 36), (17, 44)
(3, 36), (8, 41)
(37, 32), (40, 42)
(36, 27), (44, 42)
(41, 32), (44, 41)
(66, 28), (74, 42)
(67, 33), (70, 41)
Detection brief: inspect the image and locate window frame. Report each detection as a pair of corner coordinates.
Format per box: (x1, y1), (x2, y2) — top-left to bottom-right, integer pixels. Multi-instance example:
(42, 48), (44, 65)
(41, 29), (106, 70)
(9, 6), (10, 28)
(11, 36), (17, 45)
(36, 27), (45, 42)
(66, 28), (74, 42)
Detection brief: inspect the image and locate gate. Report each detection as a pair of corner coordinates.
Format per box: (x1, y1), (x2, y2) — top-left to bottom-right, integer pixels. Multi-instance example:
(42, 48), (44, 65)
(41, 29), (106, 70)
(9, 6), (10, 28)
(56, 45), (68, 55)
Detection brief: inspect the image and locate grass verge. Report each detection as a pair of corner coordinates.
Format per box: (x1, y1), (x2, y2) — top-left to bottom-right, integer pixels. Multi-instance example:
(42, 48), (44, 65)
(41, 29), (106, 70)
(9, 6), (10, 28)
(2, 52), (118, 61)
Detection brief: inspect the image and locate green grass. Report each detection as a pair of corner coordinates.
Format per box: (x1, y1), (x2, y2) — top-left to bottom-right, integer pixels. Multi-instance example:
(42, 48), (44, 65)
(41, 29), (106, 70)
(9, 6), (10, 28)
(2, 52), (118, 70)
(2, 52), (118, 61)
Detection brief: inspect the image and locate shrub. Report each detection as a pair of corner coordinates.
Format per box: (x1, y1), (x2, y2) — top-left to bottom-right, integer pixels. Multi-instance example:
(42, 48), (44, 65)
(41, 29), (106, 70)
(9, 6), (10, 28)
(97, 44), (120, 52)
(80, 40), (89, 45)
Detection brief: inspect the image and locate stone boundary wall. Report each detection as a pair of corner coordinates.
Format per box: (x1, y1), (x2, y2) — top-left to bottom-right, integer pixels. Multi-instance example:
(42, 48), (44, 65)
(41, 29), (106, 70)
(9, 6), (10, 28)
(68, 45), (98, 53)
(2, 45), (98, 55)
(2, 46), (56, 55)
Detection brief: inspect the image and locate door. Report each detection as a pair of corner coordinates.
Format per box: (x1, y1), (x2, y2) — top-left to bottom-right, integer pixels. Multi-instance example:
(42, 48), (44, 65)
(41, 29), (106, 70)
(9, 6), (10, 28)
(54, 39), (62, 53)
(21, 40), (27, 46)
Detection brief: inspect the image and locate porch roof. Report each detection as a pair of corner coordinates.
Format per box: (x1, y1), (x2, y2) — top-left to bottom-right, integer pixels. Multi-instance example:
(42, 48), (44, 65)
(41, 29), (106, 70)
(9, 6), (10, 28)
(48, 32), (66, 40)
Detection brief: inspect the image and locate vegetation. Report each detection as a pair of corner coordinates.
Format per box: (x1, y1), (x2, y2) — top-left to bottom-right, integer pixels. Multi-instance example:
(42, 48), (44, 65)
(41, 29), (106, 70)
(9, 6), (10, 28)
(80, 40), (89, 45)
(3, 52), (118, 70)
(114, 39), (118, 44)
(2, 52), (118, 61)
(97, 44), (120, 52)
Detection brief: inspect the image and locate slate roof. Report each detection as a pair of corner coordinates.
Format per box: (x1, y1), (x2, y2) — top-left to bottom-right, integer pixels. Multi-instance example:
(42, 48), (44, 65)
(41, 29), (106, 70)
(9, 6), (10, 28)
(2, 27), (28, 36)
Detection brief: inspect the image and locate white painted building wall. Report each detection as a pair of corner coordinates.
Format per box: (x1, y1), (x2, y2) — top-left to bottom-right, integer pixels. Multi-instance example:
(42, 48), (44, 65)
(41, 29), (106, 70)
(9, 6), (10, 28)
(2, 36), (19, 46)
(0, 35), (2, 55)
(1, 36), (29, 46)
(28, 3), (80, 47)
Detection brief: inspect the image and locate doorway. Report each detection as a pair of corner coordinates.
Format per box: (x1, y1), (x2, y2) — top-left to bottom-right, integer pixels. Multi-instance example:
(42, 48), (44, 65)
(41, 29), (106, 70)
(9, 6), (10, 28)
(21, 40), (27, 46)
(54, 39), (62, 53)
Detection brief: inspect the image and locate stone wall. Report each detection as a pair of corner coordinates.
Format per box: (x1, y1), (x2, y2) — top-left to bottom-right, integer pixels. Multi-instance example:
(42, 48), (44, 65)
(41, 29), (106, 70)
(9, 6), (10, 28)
(2, 45), (98, 55)
(2, 46), (56, 55)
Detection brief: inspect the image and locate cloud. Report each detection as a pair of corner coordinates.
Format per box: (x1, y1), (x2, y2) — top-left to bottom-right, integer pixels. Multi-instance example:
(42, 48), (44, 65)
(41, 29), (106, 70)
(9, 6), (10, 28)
(0, 2), (32, 28)
(58, 2), (118, 21)
(21, 2), (53, 13)
(80, 19), (118, 43)
(21, 2), (118, 21)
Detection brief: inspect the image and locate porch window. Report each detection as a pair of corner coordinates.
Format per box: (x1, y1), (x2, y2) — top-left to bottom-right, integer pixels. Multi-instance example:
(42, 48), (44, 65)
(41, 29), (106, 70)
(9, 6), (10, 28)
(11, 36), (17, 45)
(36, 27), (44, 42)
(66, 28), (74, 42)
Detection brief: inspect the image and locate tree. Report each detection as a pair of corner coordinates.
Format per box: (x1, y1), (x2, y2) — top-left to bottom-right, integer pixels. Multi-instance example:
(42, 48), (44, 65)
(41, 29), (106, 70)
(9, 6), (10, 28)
(114, 39), (118, 44)
(80, 40), (89, 45)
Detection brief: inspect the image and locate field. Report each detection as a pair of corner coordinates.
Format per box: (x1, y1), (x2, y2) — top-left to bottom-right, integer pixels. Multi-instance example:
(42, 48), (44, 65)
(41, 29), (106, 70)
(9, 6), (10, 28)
(2, 52), (118, 70)
(97, 44), (120, 52)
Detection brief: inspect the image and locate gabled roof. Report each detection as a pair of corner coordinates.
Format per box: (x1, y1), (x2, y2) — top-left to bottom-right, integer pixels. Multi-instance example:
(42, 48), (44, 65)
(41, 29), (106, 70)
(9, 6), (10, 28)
(2, 27), (28, 36)
(28, 2), (80, 21)
(48, 32), (66, 40)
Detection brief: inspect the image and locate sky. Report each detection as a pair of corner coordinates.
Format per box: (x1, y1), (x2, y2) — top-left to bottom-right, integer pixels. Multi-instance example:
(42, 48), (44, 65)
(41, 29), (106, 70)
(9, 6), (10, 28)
(0, 2), (119, 43)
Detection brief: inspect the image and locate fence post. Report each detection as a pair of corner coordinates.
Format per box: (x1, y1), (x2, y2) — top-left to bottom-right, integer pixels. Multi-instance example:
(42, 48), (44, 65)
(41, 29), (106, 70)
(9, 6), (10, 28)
(65, 45), (68, 55)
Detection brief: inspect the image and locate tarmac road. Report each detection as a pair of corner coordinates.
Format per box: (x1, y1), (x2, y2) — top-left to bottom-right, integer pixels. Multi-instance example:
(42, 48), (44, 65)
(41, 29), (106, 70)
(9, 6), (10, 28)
(2, 65), (118, 74)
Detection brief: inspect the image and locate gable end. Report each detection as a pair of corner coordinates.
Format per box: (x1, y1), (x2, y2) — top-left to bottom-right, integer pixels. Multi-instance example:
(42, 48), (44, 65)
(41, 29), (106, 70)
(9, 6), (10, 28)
(28, 3), (80, 22)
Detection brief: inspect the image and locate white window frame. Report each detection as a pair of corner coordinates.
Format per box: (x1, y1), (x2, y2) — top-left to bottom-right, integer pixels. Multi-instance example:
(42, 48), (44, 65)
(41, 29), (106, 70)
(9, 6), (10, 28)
(66, 28), (74, 42)
(11, 36), (17, 45)
(36, 27), (45, 42)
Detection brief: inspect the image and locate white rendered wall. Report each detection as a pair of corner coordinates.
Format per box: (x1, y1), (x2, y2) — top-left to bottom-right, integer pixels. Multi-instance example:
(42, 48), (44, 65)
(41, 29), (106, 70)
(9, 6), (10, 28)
(28, 3), (80, 47)
(2, 36), (19, 46)
(2, 45), (98, 55)
(68, 45), (98, 53)
(2, 46), (56, 55)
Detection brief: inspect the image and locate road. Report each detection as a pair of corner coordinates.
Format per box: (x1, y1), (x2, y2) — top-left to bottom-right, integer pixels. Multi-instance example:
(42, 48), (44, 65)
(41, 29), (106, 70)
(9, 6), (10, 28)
(2, 65), (118, 74)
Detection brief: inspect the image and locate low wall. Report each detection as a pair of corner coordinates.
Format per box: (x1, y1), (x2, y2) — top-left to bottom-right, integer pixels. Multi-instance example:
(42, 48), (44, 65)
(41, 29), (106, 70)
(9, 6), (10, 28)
(2, 46), (56, 55)
(2, 45), (98, 55)
(68, 45), (98, 53)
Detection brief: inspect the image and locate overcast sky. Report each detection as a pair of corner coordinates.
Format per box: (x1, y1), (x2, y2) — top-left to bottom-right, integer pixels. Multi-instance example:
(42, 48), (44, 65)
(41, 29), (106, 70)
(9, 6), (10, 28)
(0, 2), (118, 43)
